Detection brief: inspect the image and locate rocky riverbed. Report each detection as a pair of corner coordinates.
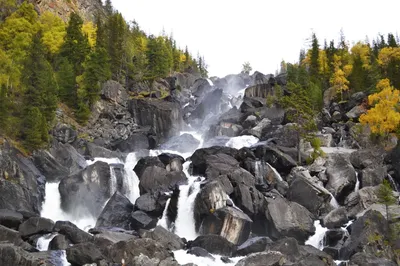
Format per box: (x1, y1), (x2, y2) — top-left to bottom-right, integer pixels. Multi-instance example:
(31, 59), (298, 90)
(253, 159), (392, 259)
(0, 71), (399, 266)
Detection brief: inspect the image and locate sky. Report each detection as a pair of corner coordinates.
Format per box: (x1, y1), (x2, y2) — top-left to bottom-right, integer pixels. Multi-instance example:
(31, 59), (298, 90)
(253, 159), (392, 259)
(111, 0), (399, 78)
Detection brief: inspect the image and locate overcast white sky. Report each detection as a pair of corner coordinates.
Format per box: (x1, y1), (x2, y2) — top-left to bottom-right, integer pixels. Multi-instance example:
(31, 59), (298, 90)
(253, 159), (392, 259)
(111, 0), (399, 78)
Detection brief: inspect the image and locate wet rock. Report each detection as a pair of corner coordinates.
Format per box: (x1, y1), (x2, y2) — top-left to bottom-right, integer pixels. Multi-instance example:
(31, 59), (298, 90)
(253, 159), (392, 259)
(139, 166), (186, 194)
(193, 181), (229, 232)
(53, 221), (93, 244)
(160, 134), (200, 154)
(107, 238), (172, 265)
(131, 211), (158, 231)
(96, 191), (134, 230)
(298, 245), (336, 266)
(325, 154), (357, 205)
(322, 229), (348, 259)
(322, 207), (348, 229)
(18, 217), (54, 238)
(66, 242), (103, 265)
(59, 161), (114, 217)
(199, 206), (252, 245)
(242, 115), (257, 129)
(340, 210), (394, 260)
(135, 192), (168, 217)
(247, 118), (271, 138)
(253, 145), (297, 174)
(48, 234), (70, 250)
(115, 132), (150, 152)
(0, 225), (34, 250)
(188, 234), (236, 256)
(349, 252), (397, 266)
(140, 226), (184, 250)
(265, 197), (315, 243)
(187, 247), (215, 260)
(360, 166), (387, 188)
(84, 142), (121, 159)
(49, 142), (87, 176)
(0, 209), (24, 229)
(204, 153), (240, 176)
(190, 146), (238, 176)
(33, 150), (69, 182)
(235, 251), (286, 266)
(236, 236), (274, 256)
(0, 243), (53, 266)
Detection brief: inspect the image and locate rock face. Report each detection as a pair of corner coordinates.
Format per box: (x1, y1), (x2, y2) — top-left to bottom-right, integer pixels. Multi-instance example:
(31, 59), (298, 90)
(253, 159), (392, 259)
(95, 192), (134, 230)
(0, 243), (55, 266)
(129, 99), (184, 141)
(0, 142), (45, 215)
(18, 217), (54, 238)
(199, 206), (252, 245)
(59, 161), (114, 217)
(265, 197), (315, 243)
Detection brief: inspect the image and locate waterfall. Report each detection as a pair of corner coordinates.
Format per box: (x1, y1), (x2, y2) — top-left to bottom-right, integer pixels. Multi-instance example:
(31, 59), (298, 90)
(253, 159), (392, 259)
(387, 174), (399, 192)
(174, 249), (243, 266)
(254, 160), (264, 184)
(157, 198), (171, 229)
(225, 135), (259, 150)
(123, 153), (140, 203)
(354, 172), (360, 193)
(305, 220), (328, 250)
(329, 193), (340, 209)
(36, 233), (57, 251)
(206, 78), (214, 86)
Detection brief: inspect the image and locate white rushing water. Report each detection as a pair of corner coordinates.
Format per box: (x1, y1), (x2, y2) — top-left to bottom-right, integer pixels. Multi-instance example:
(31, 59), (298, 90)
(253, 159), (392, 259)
(174, 250), (243, 266)
(225, 135), (259, 149)
(305, 220), (328, 250)
(36, 233), (57, 251)
(354, 172), (360, 193)
(123, 152), (140, 203)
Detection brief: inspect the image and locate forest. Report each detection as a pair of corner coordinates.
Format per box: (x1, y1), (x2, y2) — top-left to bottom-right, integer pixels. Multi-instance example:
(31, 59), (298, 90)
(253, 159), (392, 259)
(0, 0), (206, 150)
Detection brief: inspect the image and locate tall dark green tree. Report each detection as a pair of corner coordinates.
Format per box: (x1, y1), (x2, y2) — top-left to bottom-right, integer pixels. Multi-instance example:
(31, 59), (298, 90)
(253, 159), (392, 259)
(310, 33), (320, 79)
(0, 84), (8, 132)
(146, 35), (172, 78)
(388, 33), (398, 48)
(107, 12), (126, 81)
(60, 12), (90, 76)
(56, 57), (76, 107)
(23, 107), (48, 150)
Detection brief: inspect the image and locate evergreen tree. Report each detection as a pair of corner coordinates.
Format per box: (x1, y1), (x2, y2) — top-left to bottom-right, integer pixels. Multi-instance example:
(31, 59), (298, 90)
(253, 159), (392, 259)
(22, 107), (47, 150)
(60, 12), (90, 76)
(388, 33), (398, 48)
(56, 57), (76, 107)
(104, 0), (113, 16)
(107, 12), (126, 81)
(21, 31), (57, 123)
(377, 179), (397, 221)
(310, 33), (320, 78)
(0, 84), (8, 132)
(146, 35), (172, 78)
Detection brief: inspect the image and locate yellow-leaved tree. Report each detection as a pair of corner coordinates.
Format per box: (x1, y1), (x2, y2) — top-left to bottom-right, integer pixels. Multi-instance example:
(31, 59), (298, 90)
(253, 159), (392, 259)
(39, 11), (66, 54)
(82, 22), (97, 48)
(330, 54), (351, 101)
(359, 79), (400, 136)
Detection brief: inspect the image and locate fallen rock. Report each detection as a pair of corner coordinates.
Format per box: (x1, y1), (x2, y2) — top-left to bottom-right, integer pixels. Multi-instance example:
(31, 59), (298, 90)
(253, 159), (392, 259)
(236, 236), (274, 256)
(134, 156), (165, 179)
(66, 242), (104, 265)
(187, 247), (215, 260)
(139, 166), (186, 194)
(131, 211), (158, 231)
(140, 226), (184, 250)
(0, 243), (56, 266)
(18, 217), (54, 239)
(53, 221), (93, 244)
(135, 192), (168, 217)
(360, 166), (387, 188)
(190, 146), (238, 176)
(235, 251), (286, 266)
(0, 209), (24, 229)
(95, 191), (134, 230)
(322, 207), (348, 229)
(49, 234), (70, 250)
(349, 252), (397, 266)
(188, 234), (236, 257)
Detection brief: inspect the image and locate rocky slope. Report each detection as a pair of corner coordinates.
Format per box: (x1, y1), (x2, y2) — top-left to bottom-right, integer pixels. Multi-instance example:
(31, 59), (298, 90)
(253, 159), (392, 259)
(0, 70), (400, 266)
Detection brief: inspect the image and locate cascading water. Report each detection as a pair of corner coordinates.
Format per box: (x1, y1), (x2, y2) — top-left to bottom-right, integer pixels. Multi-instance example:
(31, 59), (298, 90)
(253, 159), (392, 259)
(225, 135), (259, 149)
(123, 153), (140, 203)
(305, 220), (328, 250)
(36, 233), (57, 251)
(387, 174), (399, 192)
(354, 172), (360, 193)
(173, 249), (243, 266)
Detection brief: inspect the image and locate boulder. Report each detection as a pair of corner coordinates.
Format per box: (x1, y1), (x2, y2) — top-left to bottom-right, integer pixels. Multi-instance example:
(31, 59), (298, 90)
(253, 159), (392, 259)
(107, 238), (172, 265)
(33, 150), (70, 182)
(66, 242), (104, 265)
(190, 146), (238, 176)
(199, 206), (252, 245)
(59, 161), (114, 217)
(346, 105), (367, 120)
(128, 99), (184, 141)
(325, 154), (357, 205)
(247, 118), (271, 139)
(235, 251), (286, 266)
(193, 181), (229, 232)
(49, 142), (87, 176)
(260, 124), (298, 148)
(158, 153), (185, 169)
(139, 166), (186, 194)
(204, 153), (240, 177)
(287, 175), (332, 216)
(360, 166), (387, 188)
(48, 234), (70, 250)
(0, 243), (55, 266)
(322, 229), (348, 259)
(18, 217), (54, 238)
(0, 209), (24, 229)
(187, 247), (215, 260)
(84, 142), (121, 159)
(188, 234), (236, 256)
(160, 133), (200, 154)
(340, 210), (394, 260)
(350, 149), (385, 170)
(0, 225), (34, 250)
(242, 115), (257, 129)
(131, 211), (158, 231)
(114, 132), (150, 152)
(133, 156), (165, 178)
(95, 191), (134, 230)
(53, 221), (93, 244)
(265, 197), (315, 243)
(322, 207), (348, 229)
(140, 226), (184, 251)
(52, 123), (77, 144)
(236, 236), (274, 256)
(101, 80), (128, 105)
(135, 192), (168, 217)
(345, 186), (379, 218)
(298, 245), (336, 266)
(253, 145), (297, 174)
(349, 252), (397, 266)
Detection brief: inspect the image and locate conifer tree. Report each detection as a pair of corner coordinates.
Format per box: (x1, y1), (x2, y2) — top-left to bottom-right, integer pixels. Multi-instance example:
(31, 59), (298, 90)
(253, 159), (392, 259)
(310, 33), (320, 78)
(0, 84), (8, 132)
(60, 12), (90, 76)
(107, 12), (126, 81)
(388, 33), (398, 48)
(23, 107), (46, 150)
(57, 57), (76, 107)
(378, 179), (397, 221)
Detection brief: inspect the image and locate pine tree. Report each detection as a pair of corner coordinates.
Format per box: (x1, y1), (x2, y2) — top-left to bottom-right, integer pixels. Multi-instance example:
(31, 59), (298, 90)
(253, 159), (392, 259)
(56, 57), (76, 107)
(310, 33), (320, 78)
(378, 179), (397, 221)
(60, 12), (90, 76)
(104, 0), (113, 16)
(107, 12), (126, 81)
(0, 84), (8, 133)
(22, 31), (57, 123)
(388, 33), (398, 48)
(23, 107), (46, 150)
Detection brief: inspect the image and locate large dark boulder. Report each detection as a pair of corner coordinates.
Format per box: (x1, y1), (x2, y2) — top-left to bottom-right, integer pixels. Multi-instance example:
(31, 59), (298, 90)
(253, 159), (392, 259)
(186, 247), (215, 260)
(0, 243), (57, 266)
(53, 221), (93, 244)
(349, 252), (397, 266)
(322, 207), (348, 229)
(340, 210), (394, 260)
(253, 145), (297, 174)
(360, 166), (387, 188)
(0, 209), (24, 229)
(114, 132), (150, 152)
(287, 174), (332, 216)
(84, 142), (122, 159)
(33, 150), (69, 182)
(96, 191), (134, 230)
(48, 234), (70, 250)
(235, 236), (274, 256)
(135, 192), (169, 217)
(49, 142), (87, 176)
(66, 242), (104, 265)
(58, 161), (114, 217)
(128, 99), (184, 141)
(199, 206), (252, 245)
(188, 234), (236, 256)
(138, 166), (186, 194)
(236, 251), (286, 266)
(131, 211), (158, 231)
(18, 217), (54, 238)
(133, 156), (165, 179)
(204, 153), (240, 177)
(140, 226), (184, 251)
(0, 142), (45, 215)
(190, 146), (238, 176)
(106, 238), (173, 265)
(101, 80), (128, 105)
(0, 225), (34, 250)
(160, 133), (200, 154)
(265, 197), (315, 243)
(52, 123), (77, 144)
(325, 154), (357, 205)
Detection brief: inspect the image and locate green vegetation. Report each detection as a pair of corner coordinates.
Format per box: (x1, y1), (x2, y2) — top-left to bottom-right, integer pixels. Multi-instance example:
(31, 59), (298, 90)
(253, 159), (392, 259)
(0, 1), (205, 151)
